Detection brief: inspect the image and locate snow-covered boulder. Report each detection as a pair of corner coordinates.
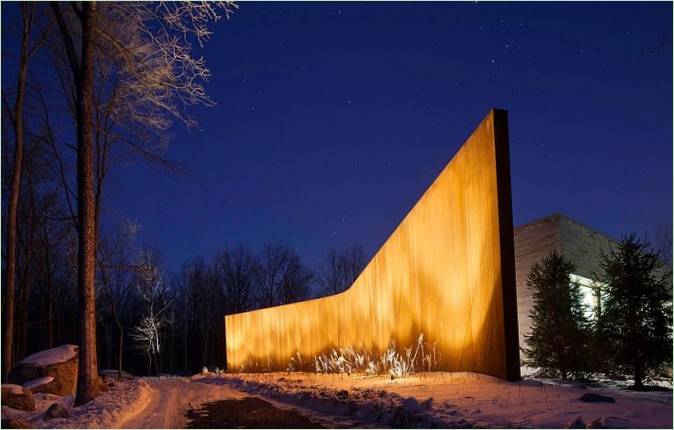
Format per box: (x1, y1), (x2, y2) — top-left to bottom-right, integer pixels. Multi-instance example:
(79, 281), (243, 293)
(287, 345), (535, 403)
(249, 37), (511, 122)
(1, 384), (35, 411)
(8, 344), (78, 396)
(23, 376), (56, 395)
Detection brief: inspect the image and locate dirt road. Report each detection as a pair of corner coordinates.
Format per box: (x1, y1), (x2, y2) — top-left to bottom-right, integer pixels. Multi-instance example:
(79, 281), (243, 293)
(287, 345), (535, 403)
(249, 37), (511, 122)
(119, 377), (322, 428)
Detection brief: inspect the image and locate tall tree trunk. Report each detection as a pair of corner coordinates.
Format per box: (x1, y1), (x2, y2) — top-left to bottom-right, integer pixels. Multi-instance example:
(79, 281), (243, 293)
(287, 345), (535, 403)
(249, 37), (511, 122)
(116, 316), (123, 379)
(43, 219), (55, 349)
(169, 313), (174, 374)
(3, 4), (33, 382)
(76, 2), (100, 404)
(47, 271), (54, 349)
(16, 262), (33, 361)
(76, 6), (99, 403)
(51, 1), (101, 404)
(633, 358), (644, 390)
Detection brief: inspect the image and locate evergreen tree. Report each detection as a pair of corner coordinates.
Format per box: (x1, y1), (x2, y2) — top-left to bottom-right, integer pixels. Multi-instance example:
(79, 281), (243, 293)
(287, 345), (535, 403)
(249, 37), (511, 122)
(596, 234), (672, 390)
(524, 251), (591, 379)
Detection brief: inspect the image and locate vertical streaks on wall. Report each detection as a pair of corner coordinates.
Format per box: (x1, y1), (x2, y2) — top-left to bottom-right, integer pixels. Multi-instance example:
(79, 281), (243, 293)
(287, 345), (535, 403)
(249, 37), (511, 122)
(225, 109), (520, 380)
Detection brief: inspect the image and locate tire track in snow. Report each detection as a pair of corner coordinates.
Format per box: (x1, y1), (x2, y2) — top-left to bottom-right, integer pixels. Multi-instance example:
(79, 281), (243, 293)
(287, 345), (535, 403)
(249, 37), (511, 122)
(120, 377), (248, 429)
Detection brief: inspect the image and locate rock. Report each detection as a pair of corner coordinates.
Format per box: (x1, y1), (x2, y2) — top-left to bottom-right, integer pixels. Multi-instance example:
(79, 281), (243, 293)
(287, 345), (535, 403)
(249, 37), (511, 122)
(38, 393), (60, 402)
(587, 417), (631, 429)
(1, 384), (35, 411)
(23, 376), (56, 395)
(1, 417), (32, 428)
(43, 403), (70, 420)
(8, 345), (78, 396)
(566, 416), (586, 428)
(579, 393), (616, 403)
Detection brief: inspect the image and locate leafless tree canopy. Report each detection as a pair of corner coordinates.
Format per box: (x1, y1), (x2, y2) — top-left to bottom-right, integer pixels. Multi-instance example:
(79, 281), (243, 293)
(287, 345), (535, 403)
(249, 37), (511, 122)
(132, 248), (172, 375)
(317, 245), (367, 296)
(654, 223), (673, 266)
(258, 243), (313, 307)
(96, 2), (237, 133)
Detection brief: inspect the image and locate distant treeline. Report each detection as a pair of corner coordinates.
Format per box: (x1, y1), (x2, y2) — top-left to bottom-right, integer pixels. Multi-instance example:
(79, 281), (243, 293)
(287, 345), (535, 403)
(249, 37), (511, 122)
(2, 208), (366, 377)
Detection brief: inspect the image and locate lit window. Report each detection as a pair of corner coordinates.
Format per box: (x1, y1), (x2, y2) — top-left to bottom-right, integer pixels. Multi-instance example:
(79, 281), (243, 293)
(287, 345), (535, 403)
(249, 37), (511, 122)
(569, 273), (603, 320)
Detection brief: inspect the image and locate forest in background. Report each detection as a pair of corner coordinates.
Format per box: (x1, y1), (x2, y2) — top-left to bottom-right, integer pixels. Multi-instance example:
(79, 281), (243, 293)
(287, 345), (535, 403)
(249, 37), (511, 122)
(0, 1), (366, 385)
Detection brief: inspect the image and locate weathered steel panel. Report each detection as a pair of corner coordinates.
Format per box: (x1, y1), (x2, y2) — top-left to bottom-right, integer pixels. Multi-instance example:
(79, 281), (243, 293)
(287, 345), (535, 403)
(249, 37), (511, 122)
(225, 110), (520, 380)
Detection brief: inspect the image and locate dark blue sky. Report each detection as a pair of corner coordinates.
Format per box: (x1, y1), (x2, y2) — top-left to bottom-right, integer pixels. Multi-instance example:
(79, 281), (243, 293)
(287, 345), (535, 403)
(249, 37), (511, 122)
(108, 2), (672, 271)
(8, 2), (674, 272)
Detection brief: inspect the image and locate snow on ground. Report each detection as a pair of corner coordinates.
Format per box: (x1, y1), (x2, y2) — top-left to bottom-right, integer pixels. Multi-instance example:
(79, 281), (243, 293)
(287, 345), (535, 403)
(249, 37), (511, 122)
(2, 392), (74, 424)
(100, 369), (133, 380)
(2, 378), (150, 429)
(126, 375), (371, 429)
(521, 366), (673, 390)
(5, 372), (670, 428)
(196, 372), (673, 428)
(17, 344), (77, 366)
(120, 376), (253, 429)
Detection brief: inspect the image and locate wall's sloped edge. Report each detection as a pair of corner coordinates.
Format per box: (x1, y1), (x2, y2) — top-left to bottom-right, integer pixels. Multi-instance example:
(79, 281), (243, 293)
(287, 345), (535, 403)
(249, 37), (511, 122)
(225, 109), (520, 380)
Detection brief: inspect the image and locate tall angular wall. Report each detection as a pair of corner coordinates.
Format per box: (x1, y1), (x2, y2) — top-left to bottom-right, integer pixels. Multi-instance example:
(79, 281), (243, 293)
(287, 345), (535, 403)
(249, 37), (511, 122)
(225, 109), (520, 380)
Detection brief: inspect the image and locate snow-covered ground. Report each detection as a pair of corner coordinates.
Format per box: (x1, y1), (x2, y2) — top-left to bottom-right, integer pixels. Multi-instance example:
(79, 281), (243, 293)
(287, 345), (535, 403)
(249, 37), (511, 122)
(4, 375), (332, 429)
(4, 372), (671, 428)
(195, 372), (673, 428)
(120, 376), (256, 428)
(2, 378), (150, 429)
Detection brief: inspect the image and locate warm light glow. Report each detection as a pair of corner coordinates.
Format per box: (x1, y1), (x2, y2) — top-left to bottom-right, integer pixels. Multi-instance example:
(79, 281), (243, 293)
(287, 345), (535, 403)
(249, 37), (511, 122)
(225, 110), (520, 380)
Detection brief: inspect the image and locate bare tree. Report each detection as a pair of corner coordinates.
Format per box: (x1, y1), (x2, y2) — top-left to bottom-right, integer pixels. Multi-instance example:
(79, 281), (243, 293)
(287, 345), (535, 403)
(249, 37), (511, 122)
(654, 222), (672, 266)
(97, 220), (139, 379)
(216, 245), (260, 314)
(278, 252), (312, 305)
(132, 248), (172, 376)
(47, 1), (235, 403)
(173, 255), (221, 371)
(258, 243), (312, 307)
(2, 2), (52, 382)
(317, 245), (367, 296)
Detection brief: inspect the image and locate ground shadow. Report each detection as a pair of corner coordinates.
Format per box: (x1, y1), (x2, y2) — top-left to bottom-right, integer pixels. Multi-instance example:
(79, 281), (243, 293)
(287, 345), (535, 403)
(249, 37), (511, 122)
(185, 397), (323, 428)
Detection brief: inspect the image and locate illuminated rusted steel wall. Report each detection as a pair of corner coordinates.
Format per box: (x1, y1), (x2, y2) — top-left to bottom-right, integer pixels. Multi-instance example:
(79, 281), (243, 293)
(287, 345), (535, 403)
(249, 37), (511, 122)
(225, 109), (520, 380)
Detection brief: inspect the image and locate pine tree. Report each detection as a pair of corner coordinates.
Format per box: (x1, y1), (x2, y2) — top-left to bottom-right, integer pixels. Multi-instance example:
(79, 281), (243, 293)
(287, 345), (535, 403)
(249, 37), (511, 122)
(596, 234), (672, 390)
(524, 251), (591, 379)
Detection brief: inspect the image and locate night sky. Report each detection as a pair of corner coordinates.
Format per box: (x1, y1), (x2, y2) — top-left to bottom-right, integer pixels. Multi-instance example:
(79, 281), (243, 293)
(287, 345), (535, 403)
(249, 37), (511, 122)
(8, 2), (674, 272)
